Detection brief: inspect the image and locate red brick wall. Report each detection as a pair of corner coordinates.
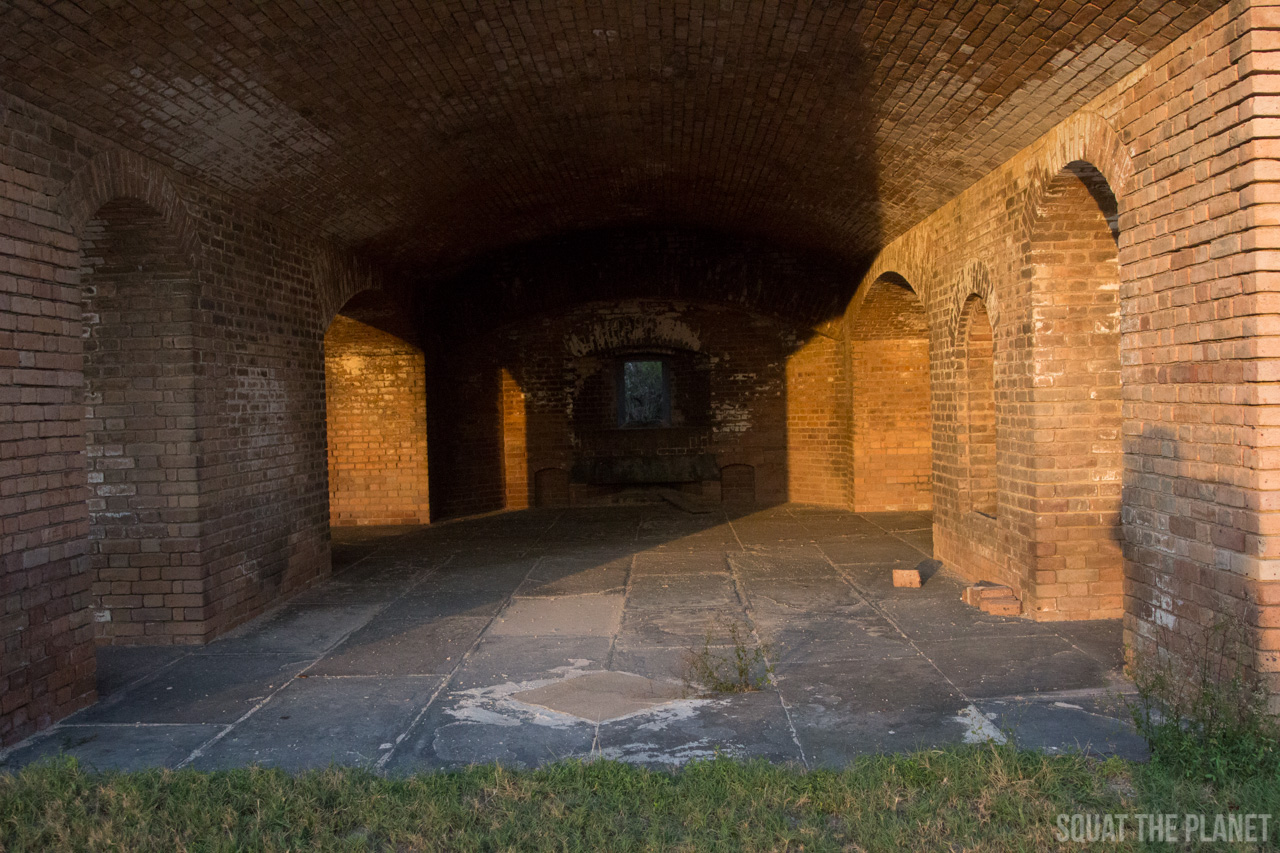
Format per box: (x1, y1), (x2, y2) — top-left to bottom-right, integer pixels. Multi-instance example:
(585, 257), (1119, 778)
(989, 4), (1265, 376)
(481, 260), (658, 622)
(851, 2), (1280, 700)
(1023, 166), (1125, 620)
(429, 300), (836, 513)
(786, 330), (850, 507)
(5, 0), (1280, 744)
(325, 316), (429, 526)
(0, 90), (374, 744)
(848, 276), (932, 512)
(82, 198), (202, 644)
(958, 296), (998, 519)
(422, 227), (859, 515)
(501, 369), (530, 511)
(427, 346), (507, 519)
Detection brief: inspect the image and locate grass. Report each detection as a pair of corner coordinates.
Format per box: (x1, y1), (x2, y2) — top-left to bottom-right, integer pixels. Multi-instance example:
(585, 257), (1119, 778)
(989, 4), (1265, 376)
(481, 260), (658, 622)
(2, 745), (1278, 852)
(5, 622), (1278, 851)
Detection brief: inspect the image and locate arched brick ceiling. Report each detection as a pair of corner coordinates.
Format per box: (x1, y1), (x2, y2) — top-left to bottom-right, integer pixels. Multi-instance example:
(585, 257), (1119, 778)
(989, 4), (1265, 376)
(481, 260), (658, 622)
(2, 0), (1222, 279)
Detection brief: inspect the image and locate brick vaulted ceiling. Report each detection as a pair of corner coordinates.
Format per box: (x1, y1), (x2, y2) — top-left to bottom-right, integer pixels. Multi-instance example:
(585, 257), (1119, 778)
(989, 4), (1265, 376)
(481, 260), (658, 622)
(2, 1), (1224, 280)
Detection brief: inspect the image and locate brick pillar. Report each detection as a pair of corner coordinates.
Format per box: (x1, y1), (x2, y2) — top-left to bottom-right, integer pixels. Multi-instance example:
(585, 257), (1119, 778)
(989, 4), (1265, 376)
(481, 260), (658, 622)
(1123, 0), (1280, 707)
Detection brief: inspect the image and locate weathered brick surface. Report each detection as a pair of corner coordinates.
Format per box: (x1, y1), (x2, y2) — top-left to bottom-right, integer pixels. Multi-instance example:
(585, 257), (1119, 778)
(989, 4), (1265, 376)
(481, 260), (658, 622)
(3, 0), (1280, 742)
(428, 299), (838, 514)
(0, 91), (377, 744)
(848, 276), (933, 512)
(81, 199), (201, 643)
(325, 316), (429, 526)
(849, 1), (1280, 695)
(0, 1), (1223, 276)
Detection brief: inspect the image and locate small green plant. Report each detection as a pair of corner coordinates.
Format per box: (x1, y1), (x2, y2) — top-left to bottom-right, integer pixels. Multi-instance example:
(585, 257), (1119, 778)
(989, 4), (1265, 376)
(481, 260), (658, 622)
(1125, 616), (1280, 784)
(681, 619), (774, 694)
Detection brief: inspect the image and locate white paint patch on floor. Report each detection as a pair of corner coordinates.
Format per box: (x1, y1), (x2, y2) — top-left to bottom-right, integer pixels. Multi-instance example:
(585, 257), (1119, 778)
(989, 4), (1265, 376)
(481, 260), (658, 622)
(445, 663), (709, 731)
(596, 738), (738, 766)
(633, 698), (714, 732)
(954, 704), (1009, 744)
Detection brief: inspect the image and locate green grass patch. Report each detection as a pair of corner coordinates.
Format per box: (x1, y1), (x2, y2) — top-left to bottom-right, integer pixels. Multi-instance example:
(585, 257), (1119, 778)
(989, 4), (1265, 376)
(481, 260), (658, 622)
(3, 746), (1277, 851)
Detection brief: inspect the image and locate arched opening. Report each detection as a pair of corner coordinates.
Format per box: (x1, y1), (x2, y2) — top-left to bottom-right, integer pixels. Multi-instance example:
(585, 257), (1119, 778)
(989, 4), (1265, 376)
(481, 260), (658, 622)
(785, 332), (848, 507)
(958, 295), (997, 518)
(501, 368), (530, 511)
(81, 198), (200, 644)
(1026, 161), (1123, 620)
(324, 313), (430, 526)
(848, 274), (932, 512)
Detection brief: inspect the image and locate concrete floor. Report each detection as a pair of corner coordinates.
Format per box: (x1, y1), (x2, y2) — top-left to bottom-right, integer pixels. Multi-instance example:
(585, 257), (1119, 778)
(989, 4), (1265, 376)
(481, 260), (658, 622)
(1, 505), (1145, 773)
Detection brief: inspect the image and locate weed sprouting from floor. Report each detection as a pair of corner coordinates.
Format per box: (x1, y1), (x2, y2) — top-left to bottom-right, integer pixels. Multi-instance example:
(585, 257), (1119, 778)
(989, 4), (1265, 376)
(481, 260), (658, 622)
(681, 619), (774, 694)
(1125, 616), (1280, 785)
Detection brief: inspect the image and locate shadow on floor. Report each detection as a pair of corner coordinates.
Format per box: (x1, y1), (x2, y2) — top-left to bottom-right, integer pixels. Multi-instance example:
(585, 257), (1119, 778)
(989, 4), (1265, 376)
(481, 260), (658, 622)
(2, 505), (1143, 774)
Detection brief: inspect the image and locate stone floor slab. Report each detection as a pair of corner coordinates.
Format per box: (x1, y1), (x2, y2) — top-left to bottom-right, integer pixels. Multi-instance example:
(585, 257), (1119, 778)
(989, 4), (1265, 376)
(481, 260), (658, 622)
(95, 646), (190, 701)
(310, 615), (490, 676)
(452, 635), (613, 690)
(78, 654), (311, 725)
(627, 574), (740, 609)
(383, 579), (514, 620)
(517, 563), (629, 596)
(977, 698), (1147, 760)
(820, 538), (922, 565)
(596, 689), (803, 767)
(755, 611), (916, 664)
(877, 596), (1059, 643)
(779, 655), (971, 764)
(192, 676), (445, 771)
(1, 724), (217, 772)
(490, 594), (625, 637)
(915, 634), (1112, 699)
(861, 512), (934, 532)
(2, 505), (1136, 774)
(512, 671), (686, 722)
(385, 690), (597, 771)
(201, 601), (386, 656)
(631, 551), (730, 575)
(618, 607), (748, 647)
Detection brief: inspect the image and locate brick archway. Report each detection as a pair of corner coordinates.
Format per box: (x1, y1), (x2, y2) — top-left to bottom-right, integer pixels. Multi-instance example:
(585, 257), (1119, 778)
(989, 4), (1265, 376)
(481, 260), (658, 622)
(1021, 160), (1124, 620)
(80, 196), (203, 644)
(58, 151), (201, 273)
(956, 295), (998, 520)
(848, 274), (933, 512)
(324, 312), (431, 527)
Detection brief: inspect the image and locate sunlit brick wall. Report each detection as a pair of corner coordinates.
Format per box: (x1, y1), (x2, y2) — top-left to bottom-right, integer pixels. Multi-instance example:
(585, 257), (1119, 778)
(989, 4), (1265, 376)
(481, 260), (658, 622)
(325, 316), (430, 526)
